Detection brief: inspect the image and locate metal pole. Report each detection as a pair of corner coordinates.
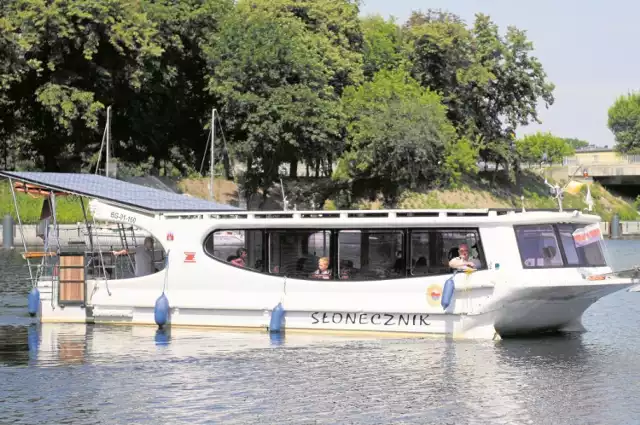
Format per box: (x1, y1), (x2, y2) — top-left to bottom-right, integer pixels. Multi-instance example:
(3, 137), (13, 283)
(9, 179), (33, 283)
(210, 109), (215, 201)
(2, 214), (13, 249)
(105, 106), (111, 177)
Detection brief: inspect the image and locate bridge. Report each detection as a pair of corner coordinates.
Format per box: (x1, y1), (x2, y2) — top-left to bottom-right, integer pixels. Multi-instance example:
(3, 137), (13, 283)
(563, 148), (640, 196)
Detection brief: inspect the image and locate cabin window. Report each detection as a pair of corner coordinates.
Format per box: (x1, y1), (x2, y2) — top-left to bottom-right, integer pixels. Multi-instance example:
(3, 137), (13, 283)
(204, 230), (264, 271)
(268, 230), (331, 279)
(409, 229), (484, 275)
(204, 227), (486, 279)
(410, 231), (430, 276)
(515, 225), (564, 268)
(337, 230), (404, 280)
(514, 225), (567, 268)
(556, 224), (606, 267)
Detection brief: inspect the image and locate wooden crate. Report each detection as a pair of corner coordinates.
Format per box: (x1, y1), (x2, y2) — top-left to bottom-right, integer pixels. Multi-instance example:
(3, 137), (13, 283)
(58, 254), (85, 306)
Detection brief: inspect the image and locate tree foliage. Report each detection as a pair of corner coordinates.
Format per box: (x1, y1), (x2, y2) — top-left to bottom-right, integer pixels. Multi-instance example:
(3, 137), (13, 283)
(516, 132), (574, 165)
(336, 69), (456, 198)
(0, 1), (556, 205)
(361, 15), (405, 78)
(404, 11), (554, 169)
(608, 92), (640, 154)
(563, 137), (589, 150)
(1, 0), (163, 170)
(204, 0), (353, 198)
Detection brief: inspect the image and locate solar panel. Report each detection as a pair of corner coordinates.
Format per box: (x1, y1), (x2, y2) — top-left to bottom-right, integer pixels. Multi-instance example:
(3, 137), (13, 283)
(0, 171), (241, 213)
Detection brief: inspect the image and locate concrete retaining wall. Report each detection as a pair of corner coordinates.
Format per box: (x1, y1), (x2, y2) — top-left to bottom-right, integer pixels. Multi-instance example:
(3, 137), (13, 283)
(0, 224), (149, 249)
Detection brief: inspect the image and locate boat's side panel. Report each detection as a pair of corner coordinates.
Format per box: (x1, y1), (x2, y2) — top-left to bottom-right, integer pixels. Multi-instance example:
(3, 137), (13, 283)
(35, 209), (636, 339)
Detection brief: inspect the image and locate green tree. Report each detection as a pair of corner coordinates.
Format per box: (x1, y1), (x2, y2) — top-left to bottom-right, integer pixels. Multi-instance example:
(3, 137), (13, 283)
(404, 11), (554, 177)
(516, 132), (574, 166)
(205, 0), (345, 201)
(608, 92), (640, 154)
(361, 15), (405, 78)
(1, 0), (163, 171)
(123, 0), (233, 175)
(335, 69), (456, 200)
(563, 137), (589, 150)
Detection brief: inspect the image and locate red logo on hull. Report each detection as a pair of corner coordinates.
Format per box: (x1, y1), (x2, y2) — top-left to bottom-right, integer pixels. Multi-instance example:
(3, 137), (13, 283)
(184, 252), (196, 263)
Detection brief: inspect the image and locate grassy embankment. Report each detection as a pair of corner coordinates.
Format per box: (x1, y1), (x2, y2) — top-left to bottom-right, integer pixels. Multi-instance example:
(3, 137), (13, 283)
(0, 181), (88, 224)
(179, 170), (640, 222)
(395, 172), (639, 222)
(1, 170), (637, 224)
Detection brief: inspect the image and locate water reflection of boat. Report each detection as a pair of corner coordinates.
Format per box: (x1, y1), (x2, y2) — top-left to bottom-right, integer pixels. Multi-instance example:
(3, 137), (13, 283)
(27, 322), (544, 424)
(3, 171), (639, 340)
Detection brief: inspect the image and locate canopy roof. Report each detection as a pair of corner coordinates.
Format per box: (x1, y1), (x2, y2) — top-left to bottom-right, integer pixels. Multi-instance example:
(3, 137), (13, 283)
(0, 171), (241, 213)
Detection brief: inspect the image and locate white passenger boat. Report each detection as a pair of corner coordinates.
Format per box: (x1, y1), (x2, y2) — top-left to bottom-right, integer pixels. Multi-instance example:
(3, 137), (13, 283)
(4, 171), (638, 340)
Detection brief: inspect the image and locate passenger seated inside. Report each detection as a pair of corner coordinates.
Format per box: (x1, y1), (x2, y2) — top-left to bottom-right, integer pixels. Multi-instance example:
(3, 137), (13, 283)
(339, 259), (353, 280)
(392, 251), (404, 274)
(230, 248), (247, 267)
(542, 246), (557, 266)
(112, 236), (157, 277)
(412, 256), (428, 274)
(311, 257), (332, 279)
(448, 243), (481, 270)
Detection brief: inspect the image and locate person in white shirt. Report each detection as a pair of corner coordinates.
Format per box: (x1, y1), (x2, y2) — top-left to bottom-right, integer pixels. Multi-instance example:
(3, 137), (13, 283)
(113, 237), (156, 277)
(448, 243), (481, 270)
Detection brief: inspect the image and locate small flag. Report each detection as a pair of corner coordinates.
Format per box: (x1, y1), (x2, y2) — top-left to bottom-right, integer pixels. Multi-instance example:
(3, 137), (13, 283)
(572, 223), (602, 247)
(585, 184), (593, 212)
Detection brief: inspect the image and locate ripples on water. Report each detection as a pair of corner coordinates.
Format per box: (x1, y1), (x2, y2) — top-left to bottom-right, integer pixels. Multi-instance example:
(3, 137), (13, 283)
(1, 242), (640, 424)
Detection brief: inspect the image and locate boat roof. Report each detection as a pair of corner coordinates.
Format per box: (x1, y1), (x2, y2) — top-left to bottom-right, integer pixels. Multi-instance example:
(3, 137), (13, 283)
(161, 207), (601, 227)
(0, 171), (241, 213)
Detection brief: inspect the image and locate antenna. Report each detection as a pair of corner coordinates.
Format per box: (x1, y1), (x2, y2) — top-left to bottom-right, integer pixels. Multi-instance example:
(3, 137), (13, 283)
(280, 177), (289, 211)
(520, 195), (526, 213)
(544, 165), (585, 212)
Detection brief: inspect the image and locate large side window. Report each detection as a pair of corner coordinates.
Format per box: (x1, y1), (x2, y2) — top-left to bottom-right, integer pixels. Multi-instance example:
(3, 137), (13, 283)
(515, 225), (564, 268)
(431, 229), (484, 275)
(204, 230), (264, 271)
(515, 224), (607, 268)
(338, 230), (404, 280)
(268, 230), (331, 279)
(557, 224), (606, 267)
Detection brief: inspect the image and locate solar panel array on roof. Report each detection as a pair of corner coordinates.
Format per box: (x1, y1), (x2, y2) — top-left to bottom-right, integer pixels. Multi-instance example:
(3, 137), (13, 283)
(0, 171), (241, 212)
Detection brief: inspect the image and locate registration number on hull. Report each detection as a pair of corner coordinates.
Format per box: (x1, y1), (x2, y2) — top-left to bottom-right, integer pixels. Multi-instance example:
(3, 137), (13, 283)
(110, 211), (137, 224)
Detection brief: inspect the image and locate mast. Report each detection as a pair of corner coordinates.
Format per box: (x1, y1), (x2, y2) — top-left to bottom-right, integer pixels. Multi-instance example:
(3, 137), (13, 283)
(210, 109), (215, 201)
(105, 106), (111, 177)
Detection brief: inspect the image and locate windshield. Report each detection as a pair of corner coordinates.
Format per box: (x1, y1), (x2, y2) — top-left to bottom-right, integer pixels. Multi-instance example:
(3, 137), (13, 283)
(515, 224), (606, 268)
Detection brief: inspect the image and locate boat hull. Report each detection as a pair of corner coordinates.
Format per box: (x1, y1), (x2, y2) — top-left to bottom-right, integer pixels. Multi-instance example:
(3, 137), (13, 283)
(35, 275), (635, 340)
(490, 281), (631, 336)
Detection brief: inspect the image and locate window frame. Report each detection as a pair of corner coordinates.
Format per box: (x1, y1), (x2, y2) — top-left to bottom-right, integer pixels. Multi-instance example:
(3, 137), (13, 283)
(202, 226), (488, 280)
(203, 229), (267, 275)
(336, 228), (407, 281)
(513, 223), (607, 269)
(266, 228), (335, 280)
(408, 227), (487, 276)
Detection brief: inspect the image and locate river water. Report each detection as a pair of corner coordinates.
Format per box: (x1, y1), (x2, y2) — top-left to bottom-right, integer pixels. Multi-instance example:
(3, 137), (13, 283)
(1, 241), (640, 424)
